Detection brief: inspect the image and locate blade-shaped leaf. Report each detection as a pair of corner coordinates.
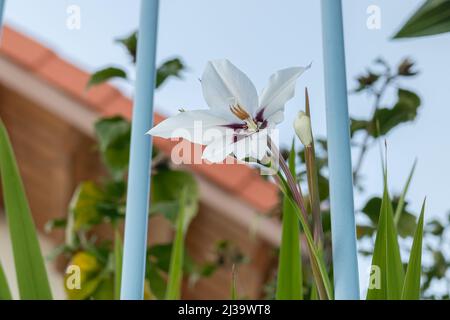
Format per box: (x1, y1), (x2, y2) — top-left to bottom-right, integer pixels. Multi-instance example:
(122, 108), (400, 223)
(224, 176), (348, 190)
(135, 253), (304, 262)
(394, 160), (417, 225)
(394, 0), (450, 39)
(0, 261), (12, 300)
(276, 142), (303, 300)
(0, 120), (52, 299)
(366, 177), (404, 300)
(277, 173), (333, 300)
(402, 199), (425, 300)
(231, 265), (237, 300)
(114, 228), (123, 300)
(165, 188), (187, 300)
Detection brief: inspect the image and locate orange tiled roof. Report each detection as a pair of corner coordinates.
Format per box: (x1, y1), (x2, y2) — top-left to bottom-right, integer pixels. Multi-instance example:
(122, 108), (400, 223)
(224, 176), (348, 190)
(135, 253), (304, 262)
(0, 26), (279, 213)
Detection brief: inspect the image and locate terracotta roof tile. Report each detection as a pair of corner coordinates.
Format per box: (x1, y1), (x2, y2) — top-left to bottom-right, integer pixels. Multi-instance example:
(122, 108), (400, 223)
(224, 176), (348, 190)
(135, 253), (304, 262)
(100, 94), (133, 119)
(0, 25), (280, 213)
(0, 26), (55, 70)
(239, 173), (280, 212)
(34, 56), (120, 110)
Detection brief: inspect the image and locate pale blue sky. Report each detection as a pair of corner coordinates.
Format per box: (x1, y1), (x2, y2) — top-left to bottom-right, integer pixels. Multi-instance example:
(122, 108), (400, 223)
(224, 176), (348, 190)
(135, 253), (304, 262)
(4, 0), (450, 289)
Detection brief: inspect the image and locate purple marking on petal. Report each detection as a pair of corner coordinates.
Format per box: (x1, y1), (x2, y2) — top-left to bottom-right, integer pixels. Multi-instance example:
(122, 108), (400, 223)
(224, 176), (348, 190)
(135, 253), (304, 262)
(255, 108), (265, 123)
(233, 134), (247, 143)
(259, 120), (268, 129)
(223, 123), (247, 130)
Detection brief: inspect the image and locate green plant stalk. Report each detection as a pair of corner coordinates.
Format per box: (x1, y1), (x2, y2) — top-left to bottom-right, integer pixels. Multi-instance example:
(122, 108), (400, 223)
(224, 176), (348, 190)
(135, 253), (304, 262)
(269, 138), (330, 299)
(304, 88), (324, 247)
(394, 160), (417, 226)
(114, 227), (123, 300)
(305, 146), (323, 247)
(230, 264), (237, 300)
(366, 174), (404, 300)
(284, 185), (333, 300)
(0, 261), (12, 300)
(268, 138), (309, 225)
(402, 199), (425, 300)
(165, 189), (187, 300)
(0, 120), (53, 300)
(276, 143), (303, 300)
(276, 172), (333, 300)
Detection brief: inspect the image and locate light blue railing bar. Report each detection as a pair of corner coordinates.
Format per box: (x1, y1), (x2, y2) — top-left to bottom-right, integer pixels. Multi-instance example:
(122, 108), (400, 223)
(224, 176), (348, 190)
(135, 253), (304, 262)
(0, 1), (6, 33)
(121, 0), (159, 300)
(320, 0), (360, 300)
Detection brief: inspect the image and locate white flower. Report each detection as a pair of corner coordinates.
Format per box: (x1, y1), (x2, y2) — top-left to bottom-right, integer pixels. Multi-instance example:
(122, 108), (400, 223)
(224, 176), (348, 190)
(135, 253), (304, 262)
(148, 59), (309, 163)
(293, 111), (313, 147)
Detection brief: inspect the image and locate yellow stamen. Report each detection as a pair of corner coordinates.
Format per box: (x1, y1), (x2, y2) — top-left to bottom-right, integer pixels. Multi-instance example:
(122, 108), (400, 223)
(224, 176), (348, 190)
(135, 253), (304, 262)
(230, 104), (250, 121)
(230, 104), (258, 132)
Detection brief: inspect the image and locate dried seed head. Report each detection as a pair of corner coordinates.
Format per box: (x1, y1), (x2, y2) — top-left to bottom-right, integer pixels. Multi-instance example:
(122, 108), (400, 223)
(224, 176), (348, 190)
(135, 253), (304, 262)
(293, 111), (313, 146)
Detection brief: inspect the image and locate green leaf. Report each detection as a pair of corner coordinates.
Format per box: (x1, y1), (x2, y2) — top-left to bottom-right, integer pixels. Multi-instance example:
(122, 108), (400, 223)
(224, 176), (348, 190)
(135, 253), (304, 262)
(116, 32), (138, 61)
(92, 276), (115, 300)
(0, 120), (53, 300)
(114, 228), (123, 300)
(366, 177), (405, 300)
(352, 89), (421, 139)
(156, 58), (185, 89)
(373, 89), (421, 137)
(231, 265), (238, 300)
(165, 188), (187, 300)
(394, 160), (417, 225)
(0, 261), (12, 300)
(146, 265), (166, 299)
(87, 67), (127, 89)
(152, 169), (199, 232)
(94, 116), (131, 178)
(276, 142), (303, 300)
(362, 196), (417, 238)
(70, 182), (105, 231)
(149, 201), (179, 223)
(402, 199), (425, 300)
(397, 211), (419, 238)
(350, 118), (371, 137)
(277, 173), (333, 300)
(394, 0), (450, 39)
(362, 197), (383, 224)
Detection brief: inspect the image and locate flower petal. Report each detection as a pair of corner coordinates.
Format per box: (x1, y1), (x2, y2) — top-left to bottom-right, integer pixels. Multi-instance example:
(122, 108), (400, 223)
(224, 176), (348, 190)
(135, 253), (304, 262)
(233, 130), (269, 161)
(202, 59), (259, 120)
(201, 134), (235, 163)
(147, 110), (230, 145)
(258, 65), (310, 124)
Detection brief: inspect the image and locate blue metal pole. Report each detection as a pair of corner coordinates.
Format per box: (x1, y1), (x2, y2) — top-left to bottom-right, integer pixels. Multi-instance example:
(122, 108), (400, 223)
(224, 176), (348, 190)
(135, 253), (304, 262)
(0, 1), (6, 32)
(121, 0), (159, 300)
(320, 0), (360, 300)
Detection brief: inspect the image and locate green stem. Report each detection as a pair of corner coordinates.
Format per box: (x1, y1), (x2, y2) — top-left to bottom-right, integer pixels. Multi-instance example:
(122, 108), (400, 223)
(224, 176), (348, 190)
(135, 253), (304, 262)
(114, 226), (123, 300)
(276, 172), (332, 300)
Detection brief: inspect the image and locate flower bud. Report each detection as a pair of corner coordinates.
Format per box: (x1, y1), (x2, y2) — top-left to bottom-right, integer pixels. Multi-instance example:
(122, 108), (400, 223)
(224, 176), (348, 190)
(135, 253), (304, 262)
(293, 111), (313, 146)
